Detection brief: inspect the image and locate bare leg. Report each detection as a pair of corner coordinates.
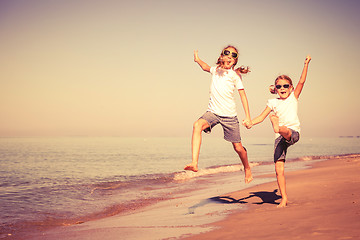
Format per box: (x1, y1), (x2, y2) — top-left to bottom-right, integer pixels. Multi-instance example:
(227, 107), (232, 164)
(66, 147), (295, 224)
(275, 160), (287, 207)
(269, 114), (280, 133)
(232, 142), (253, 183)
(184, 119), (210, 172)
(270, 114), (292, 141)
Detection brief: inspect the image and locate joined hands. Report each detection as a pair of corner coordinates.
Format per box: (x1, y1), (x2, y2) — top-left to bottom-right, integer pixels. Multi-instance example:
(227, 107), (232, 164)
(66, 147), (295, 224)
(242, 119), (253, 129)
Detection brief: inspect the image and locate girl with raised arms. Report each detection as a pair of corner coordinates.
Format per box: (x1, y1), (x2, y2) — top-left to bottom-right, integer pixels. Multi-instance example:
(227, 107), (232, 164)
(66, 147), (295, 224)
(248, 55), (312, 207)
(184, 45), (253, 184)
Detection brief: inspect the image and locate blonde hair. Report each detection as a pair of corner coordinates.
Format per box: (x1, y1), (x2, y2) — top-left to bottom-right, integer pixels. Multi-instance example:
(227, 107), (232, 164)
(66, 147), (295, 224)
(270, 75), (293, 94)
(216, 45), (250, 74)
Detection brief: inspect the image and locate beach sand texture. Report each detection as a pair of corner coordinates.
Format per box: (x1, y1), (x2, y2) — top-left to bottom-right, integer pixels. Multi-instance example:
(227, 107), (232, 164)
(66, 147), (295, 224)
(28, 155), (360, 240)
(186, 156), (360, 240)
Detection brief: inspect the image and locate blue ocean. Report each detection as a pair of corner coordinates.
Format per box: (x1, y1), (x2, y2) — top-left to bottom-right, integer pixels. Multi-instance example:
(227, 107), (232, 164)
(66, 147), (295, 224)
(0, 136), (359, 239)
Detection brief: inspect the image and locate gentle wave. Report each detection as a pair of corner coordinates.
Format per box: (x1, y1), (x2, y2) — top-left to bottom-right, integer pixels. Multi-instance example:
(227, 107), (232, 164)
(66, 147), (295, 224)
(173, 153), (360, 181)
(294, 153), (360, 162)
(173, 162), (259, 181)
(2, 148), (359, 238)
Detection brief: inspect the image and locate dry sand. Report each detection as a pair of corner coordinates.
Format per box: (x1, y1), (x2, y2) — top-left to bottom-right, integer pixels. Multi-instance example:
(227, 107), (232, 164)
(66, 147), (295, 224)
(28, 155), (360, 240)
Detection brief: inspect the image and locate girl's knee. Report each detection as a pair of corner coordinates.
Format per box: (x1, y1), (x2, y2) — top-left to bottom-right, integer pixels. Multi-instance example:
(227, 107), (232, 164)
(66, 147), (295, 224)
(279, 127), (292, 140)
(193, 120), (201, 129)
(275, 161), (285, 175)
(193, 119), (208, 132)
(233, 144), (246, 154)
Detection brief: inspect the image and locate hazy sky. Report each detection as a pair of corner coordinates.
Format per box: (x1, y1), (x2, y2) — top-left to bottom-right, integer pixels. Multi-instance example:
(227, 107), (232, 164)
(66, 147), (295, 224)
(1, 0), (359, 138)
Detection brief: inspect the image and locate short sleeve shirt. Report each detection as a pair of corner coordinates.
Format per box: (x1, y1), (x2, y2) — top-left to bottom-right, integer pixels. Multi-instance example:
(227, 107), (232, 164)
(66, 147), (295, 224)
(267, 92), (300, 138)
(207, 66), (244, 117)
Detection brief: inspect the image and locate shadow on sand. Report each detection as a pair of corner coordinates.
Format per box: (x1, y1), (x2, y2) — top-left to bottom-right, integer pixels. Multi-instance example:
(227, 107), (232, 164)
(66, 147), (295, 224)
(211, 189), (282, 205)
(187, 189), (281, 214)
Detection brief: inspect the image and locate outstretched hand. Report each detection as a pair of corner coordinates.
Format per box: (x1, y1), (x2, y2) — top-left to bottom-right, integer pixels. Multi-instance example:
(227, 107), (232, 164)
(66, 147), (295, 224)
(194, 50), (200, 63)
(305, 55), (311, 64)
(193, 50), (211, 72)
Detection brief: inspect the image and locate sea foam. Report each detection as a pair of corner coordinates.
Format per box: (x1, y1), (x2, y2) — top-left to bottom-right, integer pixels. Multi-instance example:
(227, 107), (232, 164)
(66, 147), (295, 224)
(173, 162), (259, 181)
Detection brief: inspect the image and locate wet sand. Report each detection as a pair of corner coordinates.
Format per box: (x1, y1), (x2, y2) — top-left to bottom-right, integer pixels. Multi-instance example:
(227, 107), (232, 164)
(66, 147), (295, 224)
(27, 155), (360, 240)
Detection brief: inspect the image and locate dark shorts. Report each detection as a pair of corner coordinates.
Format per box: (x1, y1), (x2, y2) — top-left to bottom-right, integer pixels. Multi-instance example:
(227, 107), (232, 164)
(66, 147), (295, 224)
(274, 129), (300, 162)
(200, 111), (241, 143)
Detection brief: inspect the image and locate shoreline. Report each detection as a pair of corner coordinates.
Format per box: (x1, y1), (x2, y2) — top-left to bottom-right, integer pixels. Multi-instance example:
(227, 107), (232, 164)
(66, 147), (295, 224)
(184, 154), (360, 240)
(18, 154), (360, 240)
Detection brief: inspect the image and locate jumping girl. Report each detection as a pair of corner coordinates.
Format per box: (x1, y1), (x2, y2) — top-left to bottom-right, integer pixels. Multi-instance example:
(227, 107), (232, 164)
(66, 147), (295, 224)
(184, 45), (253, 184)
(249, 55), (312, 207)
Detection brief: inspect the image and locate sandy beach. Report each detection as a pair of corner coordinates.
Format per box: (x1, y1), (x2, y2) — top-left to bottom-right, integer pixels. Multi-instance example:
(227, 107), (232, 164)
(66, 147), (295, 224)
(186, 155), (360, 240)
(25, 155), (360, 240)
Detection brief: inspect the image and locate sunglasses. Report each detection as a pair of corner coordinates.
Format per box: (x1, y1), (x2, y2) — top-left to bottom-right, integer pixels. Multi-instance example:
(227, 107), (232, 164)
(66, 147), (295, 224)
(222, 49), (238, 59)
(275, 84), (291, 89)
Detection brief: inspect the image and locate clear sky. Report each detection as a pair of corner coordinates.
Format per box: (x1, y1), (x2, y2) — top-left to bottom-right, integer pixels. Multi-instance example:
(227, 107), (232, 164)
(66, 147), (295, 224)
(1, 0), (359, 138)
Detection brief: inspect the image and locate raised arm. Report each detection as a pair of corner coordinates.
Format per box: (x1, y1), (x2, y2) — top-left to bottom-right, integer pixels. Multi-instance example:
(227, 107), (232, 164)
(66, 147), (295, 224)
(194, 50), (211, 72)
(294, 55), (311, 99)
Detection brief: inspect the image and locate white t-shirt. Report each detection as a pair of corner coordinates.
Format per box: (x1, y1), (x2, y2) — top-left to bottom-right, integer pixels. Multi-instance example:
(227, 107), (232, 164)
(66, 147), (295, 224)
(207, 66), (244, 117)
(267, 92), (300, 138)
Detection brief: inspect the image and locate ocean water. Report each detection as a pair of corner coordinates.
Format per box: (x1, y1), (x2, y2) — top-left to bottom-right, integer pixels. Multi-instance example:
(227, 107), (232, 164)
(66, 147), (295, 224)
(0, 136), (359, 238)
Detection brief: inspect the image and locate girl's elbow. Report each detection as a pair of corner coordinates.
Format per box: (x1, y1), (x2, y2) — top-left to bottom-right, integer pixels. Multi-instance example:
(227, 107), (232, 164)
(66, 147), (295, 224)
(203, 66), (211, 72)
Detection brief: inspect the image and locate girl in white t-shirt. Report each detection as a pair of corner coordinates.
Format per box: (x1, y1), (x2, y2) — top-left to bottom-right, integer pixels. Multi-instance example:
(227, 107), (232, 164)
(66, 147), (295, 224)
(184, 45), (253, 184)
(249, 56), (312, 207)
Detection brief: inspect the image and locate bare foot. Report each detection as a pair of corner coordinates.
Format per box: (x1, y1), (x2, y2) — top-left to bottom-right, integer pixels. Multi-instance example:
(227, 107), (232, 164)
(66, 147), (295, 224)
(184, 163), (198, 172)
(270, 114), (280, 133)
(245, 168), (253, 184)
(277, 198), (288, 208)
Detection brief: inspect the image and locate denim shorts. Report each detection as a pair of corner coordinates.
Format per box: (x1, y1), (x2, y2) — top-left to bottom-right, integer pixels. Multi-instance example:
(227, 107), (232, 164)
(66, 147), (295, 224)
(200, 111), (241, 143)
(274, 129), (300, 162)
